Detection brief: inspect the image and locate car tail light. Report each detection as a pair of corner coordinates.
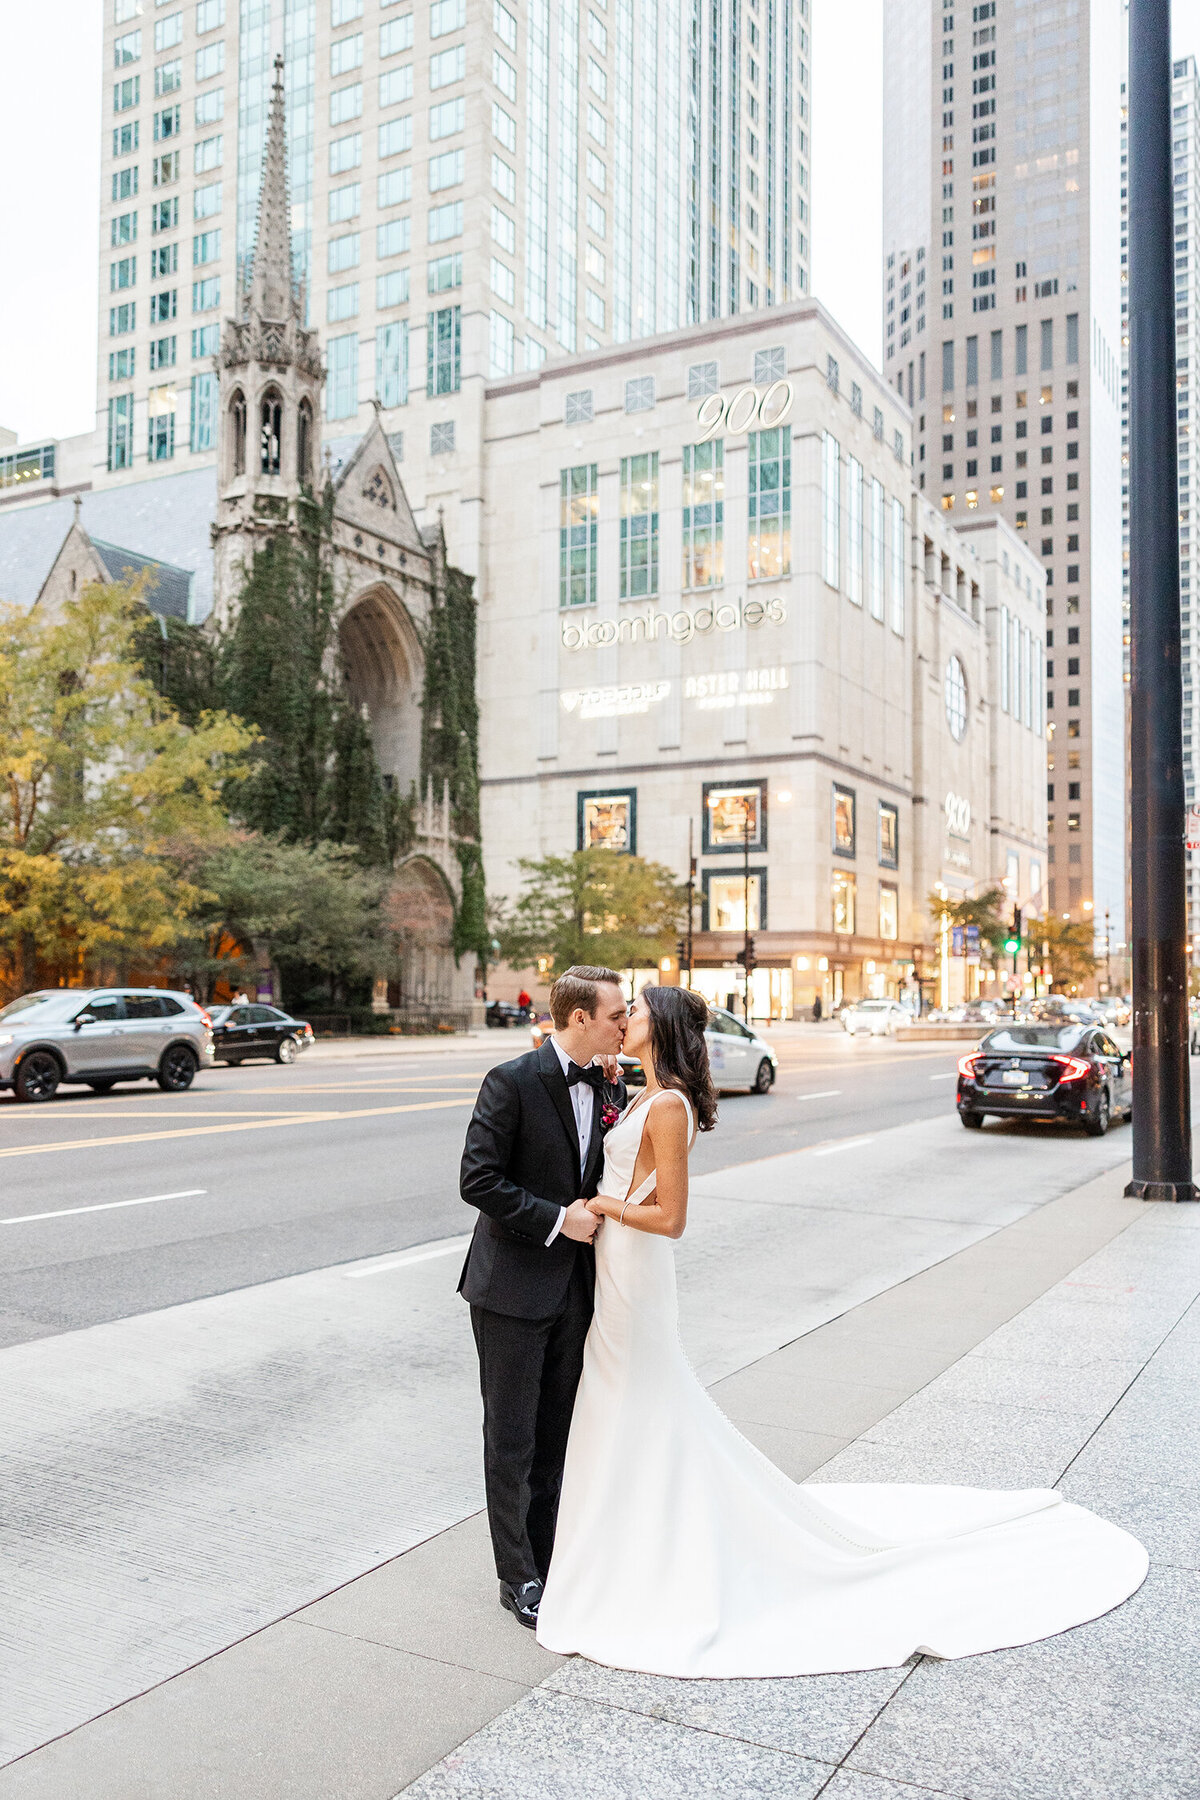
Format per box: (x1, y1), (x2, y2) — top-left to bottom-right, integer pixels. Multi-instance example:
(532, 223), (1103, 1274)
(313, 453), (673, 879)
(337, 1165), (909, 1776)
(957, 1053), (983, 1078)
(197, 1007), (213, 1028)
(1050, 1053), (1091, 1083)
(303, 1023), (313, 1038)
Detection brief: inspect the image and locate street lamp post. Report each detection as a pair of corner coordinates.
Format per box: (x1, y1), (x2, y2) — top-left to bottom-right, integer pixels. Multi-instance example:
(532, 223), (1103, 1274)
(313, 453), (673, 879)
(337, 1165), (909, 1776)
(1127, 0), (1197, 1200)
(741, 799), (752, 1023)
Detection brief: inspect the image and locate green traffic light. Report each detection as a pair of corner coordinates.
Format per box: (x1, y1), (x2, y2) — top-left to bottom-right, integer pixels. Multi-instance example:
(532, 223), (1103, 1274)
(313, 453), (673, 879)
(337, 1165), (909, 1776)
(1004, 937), (1020, 954)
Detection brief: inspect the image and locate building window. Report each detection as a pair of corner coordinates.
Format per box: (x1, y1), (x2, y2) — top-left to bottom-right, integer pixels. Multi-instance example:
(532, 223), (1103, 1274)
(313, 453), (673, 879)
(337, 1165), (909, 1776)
(845, 454), (864, 605)
(430, 44), (466, 86)
(192, 228), (220, 265)
(703, 781), (766, 853)
(109, 348), (135, 381)
(190, 370), (216, 451)
(156, 58), (182, 95)
(821, 430), (840, 588)
(428, 200), (463, 242)
(564, 389), (593, 424)
(868, 478), (886, 621)
(706, 870), (765, 933)
(428, 252), (460, 292)
(619, 452), (659, 599)
(107, 394), (134, 471)
(878, 802), (899, 869)
(577, 789), (636, 852)
(147, 391), (175, 462)
(560, 464), (599, 607)
(755, 345), (786, 385)
(327, 282), (359, 321)
(430, 420), (456, 454)
(688, 361), (719, 398)
(377, 269), (411, 310)
(333, 132), (366, 172)
(191, 323), (218, 358)
(625, 376), (655, 413)
(945, 653), (968, 739)
(110, 302), (136, 336)
(429, 148), (464, 191)
(890, 497), (906, 633)
(489, 309), (514, 376)
(149, 335), (176, 369)
(748, 426), (791, 579)
(832, 870), (857, 935)
(426, 305), (461, 394)
(196, 0), (226, 32)
(833, 784), (856, 858)
(191, 278), (219, 312)
(682, 439), (724, 590)
(327, 331), (359, 419)
(879, 883), (899, 940)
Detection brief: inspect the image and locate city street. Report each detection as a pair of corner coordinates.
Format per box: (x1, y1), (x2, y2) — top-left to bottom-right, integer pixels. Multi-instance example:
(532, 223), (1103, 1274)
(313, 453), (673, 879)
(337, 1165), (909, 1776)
(0, 1025), (1000, 1347)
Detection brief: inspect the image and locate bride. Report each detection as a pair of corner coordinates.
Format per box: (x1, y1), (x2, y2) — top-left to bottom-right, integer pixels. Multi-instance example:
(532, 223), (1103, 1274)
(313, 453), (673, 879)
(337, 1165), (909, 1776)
(535, 985), (1147, 1677)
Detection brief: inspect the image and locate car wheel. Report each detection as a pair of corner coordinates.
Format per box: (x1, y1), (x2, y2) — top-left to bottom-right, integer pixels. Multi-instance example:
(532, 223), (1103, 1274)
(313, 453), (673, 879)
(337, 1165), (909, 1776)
(157, 1044), (199, 1092)
(15, 1050), (62, 1103)
(86, 1080), (117, 1094)
(751, 1058), (775, 1095)
(275, 1034), (299, 1065)
(1084, 1087), (1111, 1137)
(959, 1110), (984, 1129)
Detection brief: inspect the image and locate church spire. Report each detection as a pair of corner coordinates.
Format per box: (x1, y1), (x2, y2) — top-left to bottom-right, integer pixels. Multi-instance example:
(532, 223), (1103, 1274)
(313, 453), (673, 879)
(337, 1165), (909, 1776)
(248, 53), (294, 322)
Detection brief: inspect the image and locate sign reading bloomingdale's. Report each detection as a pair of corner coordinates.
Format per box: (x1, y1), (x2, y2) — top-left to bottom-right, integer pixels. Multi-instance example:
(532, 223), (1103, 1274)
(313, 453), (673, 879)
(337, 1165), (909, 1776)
(561, 595), (788, 650)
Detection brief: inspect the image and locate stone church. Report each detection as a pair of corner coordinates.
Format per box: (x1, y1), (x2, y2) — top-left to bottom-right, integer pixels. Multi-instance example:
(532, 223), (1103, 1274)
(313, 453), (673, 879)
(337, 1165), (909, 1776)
(36, 60), (478, 1021)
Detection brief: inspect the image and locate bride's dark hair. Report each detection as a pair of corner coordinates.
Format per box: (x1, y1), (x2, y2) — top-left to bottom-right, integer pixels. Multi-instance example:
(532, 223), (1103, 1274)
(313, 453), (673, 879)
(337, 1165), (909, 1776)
(641, 986), (718, 1132)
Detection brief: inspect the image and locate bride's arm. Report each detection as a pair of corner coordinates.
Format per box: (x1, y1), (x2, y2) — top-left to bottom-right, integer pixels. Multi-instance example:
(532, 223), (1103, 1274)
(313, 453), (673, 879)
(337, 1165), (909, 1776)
(586, 1102), (690, 1239)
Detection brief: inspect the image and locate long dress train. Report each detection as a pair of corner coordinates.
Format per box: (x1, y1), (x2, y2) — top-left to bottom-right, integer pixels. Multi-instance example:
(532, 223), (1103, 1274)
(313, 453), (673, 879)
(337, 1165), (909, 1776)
(536, 1088), (1147, 1678)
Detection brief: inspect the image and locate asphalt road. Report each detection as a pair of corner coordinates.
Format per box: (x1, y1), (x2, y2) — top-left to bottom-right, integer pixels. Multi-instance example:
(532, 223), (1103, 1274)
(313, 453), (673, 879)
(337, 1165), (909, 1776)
(0, 1024), (1126, 1347)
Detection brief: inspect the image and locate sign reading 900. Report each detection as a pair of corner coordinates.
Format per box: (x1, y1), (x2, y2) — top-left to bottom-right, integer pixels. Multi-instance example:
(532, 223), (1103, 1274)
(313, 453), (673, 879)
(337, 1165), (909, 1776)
(695, 380), (794, 442)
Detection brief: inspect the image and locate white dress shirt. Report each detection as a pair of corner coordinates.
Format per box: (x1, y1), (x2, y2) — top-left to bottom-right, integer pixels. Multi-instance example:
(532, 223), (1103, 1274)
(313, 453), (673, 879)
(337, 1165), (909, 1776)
(544, 1034), (595, 1246)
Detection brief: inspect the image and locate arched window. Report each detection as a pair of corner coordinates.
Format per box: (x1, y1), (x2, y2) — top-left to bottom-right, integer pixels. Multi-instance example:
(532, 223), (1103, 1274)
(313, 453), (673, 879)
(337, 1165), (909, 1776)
(230, 389), (247, 477)
(297, 398), (313, 486)
(260, 387), (282, 476)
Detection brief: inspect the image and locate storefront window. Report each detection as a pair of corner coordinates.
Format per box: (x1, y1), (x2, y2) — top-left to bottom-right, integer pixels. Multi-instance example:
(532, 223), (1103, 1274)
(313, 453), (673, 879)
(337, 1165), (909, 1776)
(832, 784), (856, 858)
(832, 870), (857, 935)
(682, 439), (724, 588)
(707, 872), (763, 931)
(878, 801), (899, 869)
(703, 782), (765, 851)
(559, 463), (598, 606)
(577, 788), (635, 851)
(879, 882), (898, 940)
(619, 452), (659, 599)
(748, 425), (791, 579)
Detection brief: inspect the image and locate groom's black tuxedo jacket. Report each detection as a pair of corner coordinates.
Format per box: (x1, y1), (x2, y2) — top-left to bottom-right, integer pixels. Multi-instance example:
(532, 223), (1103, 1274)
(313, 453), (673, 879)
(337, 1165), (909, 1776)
(458, 1041), (626, 1320)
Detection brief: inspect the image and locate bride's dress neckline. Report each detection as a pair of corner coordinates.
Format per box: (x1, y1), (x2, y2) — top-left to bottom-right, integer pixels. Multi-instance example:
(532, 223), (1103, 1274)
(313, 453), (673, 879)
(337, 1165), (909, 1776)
(535, 1087), (1148, 1678)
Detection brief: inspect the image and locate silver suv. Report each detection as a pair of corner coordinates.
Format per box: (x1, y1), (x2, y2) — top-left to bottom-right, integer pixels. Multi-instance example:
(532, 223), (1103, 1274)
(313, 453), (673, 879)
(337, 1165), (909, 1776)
(0, 989), (215, 1103)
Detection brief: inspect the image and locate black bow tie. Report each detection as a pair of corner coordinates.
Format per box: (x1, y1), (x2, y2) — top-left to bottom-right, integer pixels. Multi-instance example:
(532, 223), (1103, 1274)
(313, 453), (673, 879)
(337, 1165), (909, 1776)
(565, 1061), (603, 1091)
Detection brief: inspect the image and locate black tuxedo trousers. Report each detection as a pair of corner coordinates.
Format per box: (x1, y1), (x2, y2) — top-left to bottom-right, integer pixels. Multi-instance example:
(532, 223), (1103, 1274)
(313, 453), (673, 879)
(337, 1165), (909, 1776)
(458, 1042), (624, 1586)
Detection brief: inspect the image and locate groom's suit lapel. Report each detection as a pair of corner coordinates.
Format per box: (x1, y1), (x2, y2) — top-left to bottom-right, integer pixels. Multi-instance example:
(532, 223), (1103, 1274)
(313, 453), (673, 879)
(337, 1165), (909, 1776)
(537, 1040), (582, 1184)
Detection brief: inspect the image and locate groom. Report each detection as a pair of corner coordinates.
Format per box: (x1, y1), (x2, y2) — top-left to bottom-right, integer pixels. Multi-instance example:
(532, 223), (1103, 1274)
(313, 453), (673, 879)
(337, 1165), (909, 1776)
(459, 965), (628, 1627)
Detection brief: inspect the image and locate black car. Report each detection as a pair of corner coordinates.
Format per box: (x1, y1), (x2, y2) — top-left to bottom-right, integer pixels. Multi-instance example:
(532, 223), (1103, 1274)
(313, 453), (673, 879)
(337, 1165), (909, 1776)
(957, 1023), (1131, 1136)
(486, 1001), (531, 1028)
(208, 1004), (314, 1065)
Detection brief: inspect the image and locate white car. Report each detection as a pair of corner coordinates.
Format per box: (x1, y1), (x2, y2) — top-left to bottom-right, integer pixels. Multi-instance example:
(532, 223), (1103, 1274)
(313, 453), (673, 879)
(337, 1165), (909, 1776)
(704, 1008), (778, 1093)
(841, 999), (909, 1037)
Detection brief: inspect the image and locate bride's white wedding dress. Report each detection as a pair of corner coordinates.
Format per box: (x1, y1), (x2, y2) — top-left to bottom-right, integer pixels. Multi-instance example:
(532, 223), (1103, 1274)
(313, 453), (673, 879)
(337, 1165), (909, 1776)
(536, 1088), (1148, 1677)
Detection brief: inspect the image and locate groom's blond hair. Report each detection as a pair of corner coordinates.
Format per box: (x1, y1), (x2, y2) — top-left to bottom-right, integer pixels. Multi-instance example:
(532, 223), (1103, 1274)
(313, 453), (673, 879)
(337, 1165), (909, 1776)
(549, 965), (624, 1029)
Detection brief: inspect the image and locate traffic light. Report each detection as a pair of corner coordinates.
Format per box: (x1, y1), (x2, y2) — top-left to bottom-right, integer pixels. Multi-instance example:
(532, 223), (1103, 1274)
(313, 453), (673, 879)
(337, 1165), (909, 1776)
(1003, 906), (1023, 957)
(737, 936), (758, 974)
(676, 938), (687, 963)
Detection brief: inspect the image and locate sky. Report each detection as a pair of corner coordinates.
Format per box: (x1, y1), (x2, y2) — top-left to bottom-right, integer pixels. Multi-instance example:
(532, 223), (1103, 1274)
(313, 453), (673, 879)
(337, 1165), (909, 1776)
(1, 1), (1198, 445)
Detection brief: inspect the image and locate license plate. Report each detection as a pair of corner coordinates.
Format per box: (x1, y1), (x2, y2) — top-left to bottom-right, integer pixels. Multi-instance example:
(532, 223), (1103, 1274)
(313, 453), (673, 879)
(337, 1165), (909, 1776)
(1002, 1069), (1027, 1085)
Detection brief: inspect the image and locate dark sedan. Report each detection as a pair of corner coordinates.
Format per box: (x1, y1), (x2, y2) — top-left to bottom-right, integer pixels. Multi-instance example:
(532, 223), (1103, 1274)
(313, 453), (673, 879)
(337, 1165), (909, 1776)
(957, 1023), (1131, 1136)
(209, 1004), (314, 1065)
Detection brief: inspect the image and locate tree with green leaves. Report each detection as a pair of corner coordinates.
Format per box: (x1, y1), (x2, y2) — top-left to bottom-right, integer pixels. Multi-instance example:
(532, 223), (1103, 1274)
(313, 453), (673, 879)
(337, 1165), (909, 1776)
(926, 885), (1011, 962)
(1031, 912), (1099, 992)
(0, 578), (252, 1000)
(420, 562), (487, 964)
(497, 850), (686, 977)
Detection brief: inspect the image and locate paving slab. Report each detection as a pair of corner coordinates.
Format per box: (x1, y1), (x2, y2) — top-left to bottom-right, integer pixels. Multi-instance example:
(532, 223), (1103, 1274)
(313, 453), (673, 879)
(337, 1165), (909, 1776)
(543, 1657), (913, 1764)
(399, 1687), (833, 1799)
(820, 1775), (972, 1800)
(0, 1620), (526, 1800)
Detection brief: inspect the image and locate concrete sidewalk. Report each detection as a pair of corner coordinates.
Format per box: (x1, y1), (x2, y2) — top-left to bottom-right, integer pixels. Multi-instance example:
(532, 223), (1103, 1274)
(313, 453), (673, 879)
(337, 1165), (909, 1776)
(3, 1141), (1197, 1798)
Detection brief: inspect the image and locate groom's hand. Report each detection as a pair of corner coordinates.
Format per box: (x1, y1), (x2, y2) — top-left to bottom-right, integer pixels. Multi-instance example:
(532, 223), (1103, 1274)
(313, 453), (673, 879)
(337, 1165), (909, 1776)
(561, 1198), (600, 1242)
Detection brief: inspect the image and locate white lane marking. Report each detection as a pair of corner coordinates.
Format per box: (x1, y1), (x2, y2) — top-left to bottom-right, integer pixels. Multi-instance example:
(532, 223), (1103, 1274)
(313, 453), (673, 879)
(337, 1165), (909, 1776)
(929, 1072), (959, 1081)
(812, 1137), (875, 1157)
(2, 1189), (206, 1226)
(797, 1089), (842, 1100)
(343, 1235), (472, 1279)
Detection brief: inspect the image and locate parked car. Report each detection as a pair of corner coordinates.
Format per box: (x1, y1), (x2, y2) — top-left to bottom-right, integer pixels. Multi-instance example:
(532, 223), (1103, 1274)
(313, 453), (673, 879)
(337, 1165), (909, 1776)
(487, 1000), (530, 1028)
(705, 1007), (778, 1093)
(0, 988), (213, 1102)
(841, 999), (909, 1037)
(956, 1022), (1132, 1136)
(208, 1003), (314, 1065)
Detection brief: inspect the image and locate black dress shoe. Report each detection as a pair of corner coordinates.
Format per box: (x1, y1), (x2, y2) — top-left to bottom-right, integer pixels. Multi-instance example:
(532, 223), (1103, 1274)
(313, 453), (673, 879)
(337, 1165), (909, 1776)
(499, 1578), (543, 1629)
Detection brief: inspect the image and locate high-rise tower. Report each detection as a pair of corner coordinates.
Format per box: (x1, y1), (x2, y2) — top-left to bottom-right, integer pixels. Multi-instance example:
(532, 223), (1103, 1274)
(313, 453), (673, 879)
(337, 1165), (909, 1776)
(96, 0), (814, 559)
(881, 0), (1125, 941)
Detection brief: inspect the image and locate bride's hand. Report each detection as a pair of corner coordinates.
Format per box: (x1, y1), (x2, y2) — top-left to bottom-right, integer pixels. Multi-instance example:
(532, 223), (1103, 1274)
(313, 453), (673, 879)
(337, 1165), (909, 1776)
(596, 1054), (621, 1083)
(586, 1196), (614, 1219)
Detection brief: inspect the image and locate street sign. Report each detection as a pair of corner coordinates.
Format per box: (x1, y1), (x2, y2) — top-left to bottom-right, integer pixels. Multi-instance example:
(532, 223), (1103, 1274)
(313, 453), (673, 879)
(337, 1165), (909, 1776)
(1187, 806), (1200, 851)
(950, 925), (965, 956)
(966, 925), (980, 956)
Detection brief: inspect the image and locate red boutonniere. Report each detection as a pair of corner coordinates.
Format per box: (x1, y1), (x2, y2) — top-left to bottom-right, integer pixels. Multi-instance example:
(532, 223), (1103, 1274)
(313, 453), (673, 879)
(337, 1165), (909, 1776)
(600, 1101), (621, 1133)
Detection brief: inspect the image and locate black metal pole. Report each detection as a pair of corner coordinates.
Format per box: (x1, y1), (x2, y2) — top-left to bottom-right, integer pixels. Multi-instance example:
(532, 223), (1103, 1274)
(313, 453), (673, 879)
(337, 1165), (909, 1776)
(1127, 0), (1197, 1200)
(743, 806), (751, 1023)
(686, 818), (695, 988)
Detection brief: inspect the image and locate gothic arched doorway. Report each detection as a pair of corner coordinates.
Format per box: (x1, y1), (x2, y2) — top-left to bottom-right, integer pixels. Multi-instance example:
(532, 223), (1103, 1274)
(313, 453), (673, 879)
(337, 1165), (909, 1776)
(337, 584), (423, 790)
(387, 855), (457, 1009)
